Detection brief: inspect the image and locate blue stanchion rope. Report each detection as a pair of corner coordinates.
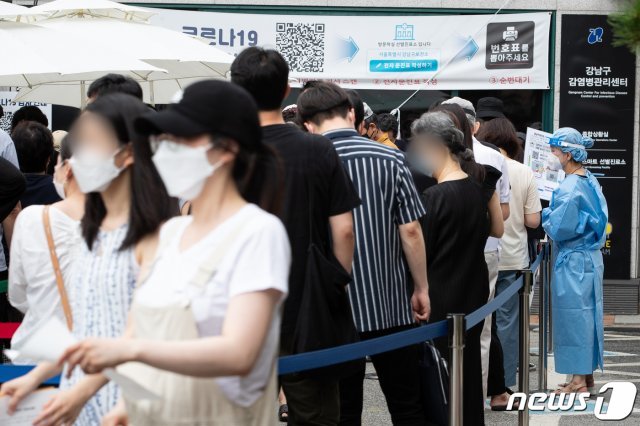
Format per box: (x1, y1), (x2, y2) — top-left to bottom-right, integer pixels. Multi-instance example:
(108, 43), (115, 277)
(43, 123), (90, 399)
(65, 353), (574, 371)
(0, 246), (548, 382)
(0, 365), (60, 385)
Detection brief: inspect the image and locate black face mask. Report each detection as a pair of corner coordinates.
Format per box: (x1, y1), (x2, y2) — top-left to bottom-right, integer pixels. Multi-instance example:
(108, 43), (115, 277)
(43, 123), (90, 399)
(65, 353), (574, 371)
(366, 127), (378, 140)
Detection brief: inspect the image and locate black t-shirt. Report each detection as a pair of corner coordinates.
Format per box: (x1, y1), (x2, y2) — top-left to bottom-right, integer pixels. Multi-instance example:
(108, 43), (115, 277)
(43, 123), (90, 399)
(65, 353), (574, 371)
(261, 124), (361, 336)
(420, 174), (498, 322)
(21, 174), (61, 209)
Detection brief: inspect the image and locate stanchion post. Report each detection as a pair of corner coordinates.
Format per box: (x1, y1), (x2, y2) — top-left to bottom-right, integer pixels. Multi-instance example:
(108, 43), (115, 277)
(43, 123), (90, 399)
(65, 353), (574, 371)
(448, 313), (465, 426)
(538, 244), (548, 391)
(546, 242), (553, 352)
(519, 271), (532, 426)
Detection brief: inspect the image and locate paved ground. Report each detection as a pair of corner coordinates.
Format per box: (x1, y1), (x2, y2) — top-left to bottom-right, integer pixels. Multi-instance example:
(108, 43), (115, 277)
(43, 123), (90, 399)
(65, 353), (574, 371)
(362, 324), (640, 425)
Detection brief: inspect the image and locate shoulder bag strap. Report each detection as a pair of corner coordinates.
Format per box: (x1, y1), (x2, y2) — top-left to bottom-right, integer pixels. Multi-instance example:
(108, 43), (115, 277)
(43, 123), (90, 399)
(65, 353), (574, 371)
(43, 205), (73, 331)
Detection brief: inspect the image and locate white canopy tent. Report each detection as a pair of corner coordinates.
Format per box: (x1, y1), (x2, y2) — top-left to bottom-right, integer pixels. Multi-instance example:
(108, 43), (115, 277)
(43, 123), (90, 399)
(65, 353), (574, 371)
(0, 20), (164, 88)
(12, 0), (234, 106)
(29, 0), (153, 21)
(0, 2), (42, 21)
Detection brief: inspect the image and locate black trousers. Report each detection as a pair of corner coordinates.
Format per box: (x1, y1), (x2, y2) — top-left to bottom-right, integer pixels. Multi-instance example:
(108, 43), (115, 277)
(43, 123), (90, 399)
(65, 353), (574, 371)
(339, 324), (426, 426)
(280, 333), (340, 426)
(487, 313), (508, 397)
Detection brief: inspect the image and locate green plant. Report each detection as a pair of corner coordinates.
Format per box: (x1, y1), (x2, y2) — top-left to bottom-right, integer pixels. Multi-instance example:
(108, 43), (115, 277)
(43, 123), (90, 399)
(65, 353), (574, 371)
(609, 0), (640, 51)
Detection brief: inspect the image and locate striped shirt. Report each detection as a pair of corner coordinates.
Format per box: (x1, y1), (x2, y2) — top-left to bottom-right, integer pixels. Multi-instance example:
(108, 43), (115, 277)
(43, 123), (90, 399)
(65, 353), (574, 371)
(324, 129), (426, 332)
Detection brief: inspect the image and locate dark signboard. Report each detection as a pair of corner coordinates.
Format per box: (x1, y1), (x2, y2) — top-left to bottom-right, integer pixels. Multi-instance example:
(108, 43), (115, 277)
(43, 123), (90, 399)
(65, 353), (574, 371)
(486, 21), (535, 69)
(559, 15), (636, 280)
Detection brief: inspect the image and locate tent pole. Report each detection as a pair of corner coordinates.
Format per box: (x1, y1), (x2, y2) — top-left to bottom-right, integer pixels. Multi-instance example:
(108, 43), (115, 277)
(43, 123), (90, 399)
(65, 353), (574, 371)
(80, 81), (87, 109)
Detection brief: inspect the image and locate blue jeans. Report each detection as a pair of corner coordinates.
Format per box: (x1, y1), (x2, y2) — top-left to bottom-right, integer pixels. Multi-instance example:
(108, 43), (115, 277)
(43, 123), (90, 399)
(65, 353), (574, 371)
(495, 270), (519, 387)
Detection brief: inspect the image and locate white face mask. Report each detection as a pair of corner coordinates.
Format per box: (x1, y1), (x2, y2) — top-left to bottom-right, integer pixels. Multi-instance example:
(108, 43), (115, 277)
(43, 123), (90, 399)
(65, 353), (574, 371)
(69, 147), (125, 194)
(53, 177), (66, 199)
(152, 140), (224, 200)
(52, 162), (66, 199)
(547, 155), (563, 172)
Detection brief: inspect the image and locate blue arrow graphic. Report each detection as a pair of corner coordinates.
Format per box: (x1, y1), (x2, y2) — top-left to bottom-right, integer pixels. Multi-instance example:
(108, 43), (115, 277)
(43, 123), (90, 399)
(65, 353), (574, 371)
(453, 36), (479, 62)
(337, 36), (359, 62)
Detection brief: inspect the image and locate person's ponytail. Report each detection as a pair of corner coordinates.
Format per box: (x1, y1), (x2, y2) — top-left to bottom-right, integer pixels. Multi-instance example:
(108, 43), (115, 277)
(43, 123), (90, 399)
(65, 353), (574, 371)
(456, 147), (486, 183)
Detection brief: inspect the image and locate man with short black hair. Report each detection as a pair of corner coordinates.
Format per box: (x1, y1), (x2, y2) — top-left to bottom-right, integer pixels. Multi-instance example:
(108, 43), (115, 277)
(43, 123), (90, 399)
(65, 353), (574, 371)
(362, 111), (398, 149)
(12, 121), (60, 208)
(10, 105), (48, 133)
(298, 81), (430, 425)
(231, 47), (361, 425)
(377, 112), (400, 145)
(87, 73), (143, 103)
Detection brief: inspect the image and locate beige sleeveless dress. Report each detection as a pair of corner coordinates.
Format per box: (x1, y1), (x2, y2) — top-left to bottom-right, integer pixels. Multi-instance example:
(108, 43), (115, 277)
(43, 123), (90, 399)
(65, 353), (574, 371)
(117, 220), (278, 426)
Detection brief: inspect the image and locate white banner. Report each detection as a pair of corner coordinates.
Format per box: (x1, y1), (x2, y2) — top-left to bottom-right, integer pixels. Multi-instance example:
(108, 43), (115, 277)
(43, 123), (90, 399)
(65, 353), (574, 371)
(0, 92), (52, 133)
(150, 9), (551, 91)
(523, 127), (565, 201)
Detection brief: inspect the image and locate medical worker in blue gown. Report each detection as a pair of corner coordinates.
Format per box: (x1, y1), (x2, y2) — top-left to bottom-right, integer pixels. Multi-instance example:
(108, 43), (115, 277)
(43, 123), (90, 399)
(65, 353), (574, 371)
(542, 127), (608, 394)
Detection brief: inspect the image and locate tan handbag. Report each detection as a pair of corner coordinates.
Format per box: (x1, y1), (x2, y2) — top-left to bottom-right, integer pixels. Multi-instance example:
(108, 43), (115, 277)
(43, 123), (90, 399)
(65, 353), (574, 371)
(43, 205), (73, 331)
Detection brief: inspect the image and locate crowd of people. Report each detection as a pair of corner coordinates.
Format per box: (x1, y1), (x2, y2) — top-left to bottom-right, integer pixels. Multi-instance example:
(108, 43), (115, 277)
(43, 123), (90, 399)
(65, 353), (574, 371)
(0, 47), (608, 426)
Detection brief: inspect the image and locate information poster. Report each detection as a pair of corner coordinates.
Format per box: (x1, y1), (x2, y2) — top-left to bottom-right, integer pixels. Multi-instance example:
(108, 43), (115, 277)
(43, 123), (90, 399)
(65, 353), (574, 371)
(0, 91), (52, 133)
(559, 15), (636, 280)
(523, 127), (565, 201)
(150, 9), (551, 90)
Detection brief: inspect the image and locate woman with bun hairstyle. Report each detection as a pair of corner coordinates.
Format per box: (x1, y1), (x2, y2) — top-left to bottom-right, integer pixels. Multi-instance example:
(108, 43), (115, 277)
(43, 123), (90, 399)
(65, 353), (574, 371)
(543, 128), (608, 394)
(406, 111), (503, 425)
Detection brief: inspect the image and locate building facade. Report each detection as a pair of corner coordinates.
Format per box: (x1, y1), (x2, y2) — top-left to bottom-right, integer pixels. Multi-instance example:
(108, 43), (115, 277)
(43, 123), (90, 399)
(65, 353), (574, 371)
(20, 0), (640, 312)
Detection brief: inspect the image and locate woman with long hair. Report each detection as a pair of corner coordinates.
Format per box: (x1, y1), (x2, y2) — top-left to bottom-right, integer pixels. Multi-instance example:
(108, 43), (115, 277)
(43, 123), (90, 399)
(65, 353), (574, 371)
(1, 93), (177, 425)
(60, 80), (290, 426)
(407, 111), (503, 425)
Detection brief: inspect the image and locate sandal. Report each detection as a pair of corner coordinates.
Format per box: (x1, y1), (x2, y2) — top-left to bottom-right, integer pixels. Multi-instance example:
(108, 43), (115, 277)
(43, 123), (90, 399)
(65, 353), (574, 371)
(278, 404), (288, 423)
(553, 382), (588, 395)
(491, 399), (520, 411)
(491, 389), (519, 411)
(557, 374), (594, 389)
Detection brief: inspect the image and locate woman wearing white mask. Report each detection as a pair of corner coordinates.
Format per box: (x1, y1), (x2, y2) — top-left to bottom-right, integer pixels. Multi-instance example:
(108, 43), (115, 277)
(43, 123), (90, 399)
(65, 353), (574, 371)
(59, 80), (290, 426)
(5, 134), (84, 366)
(1, 93), (177, 426)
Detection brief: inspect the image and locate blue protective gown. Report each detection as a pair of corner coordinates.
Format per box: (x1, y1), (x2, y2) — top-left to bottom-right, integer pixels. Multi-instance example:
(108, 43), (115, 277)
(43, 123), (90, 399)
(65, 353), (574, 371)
(542, 170), (608, 374)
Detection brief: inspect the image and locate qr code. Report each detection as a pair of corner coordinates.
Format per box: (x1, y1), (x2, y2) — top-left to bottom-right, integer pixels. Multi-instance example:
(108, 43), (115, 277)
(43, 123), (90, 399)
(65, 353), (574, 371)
(0, 112), (12, 133)
(276, 23), (325, 73)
